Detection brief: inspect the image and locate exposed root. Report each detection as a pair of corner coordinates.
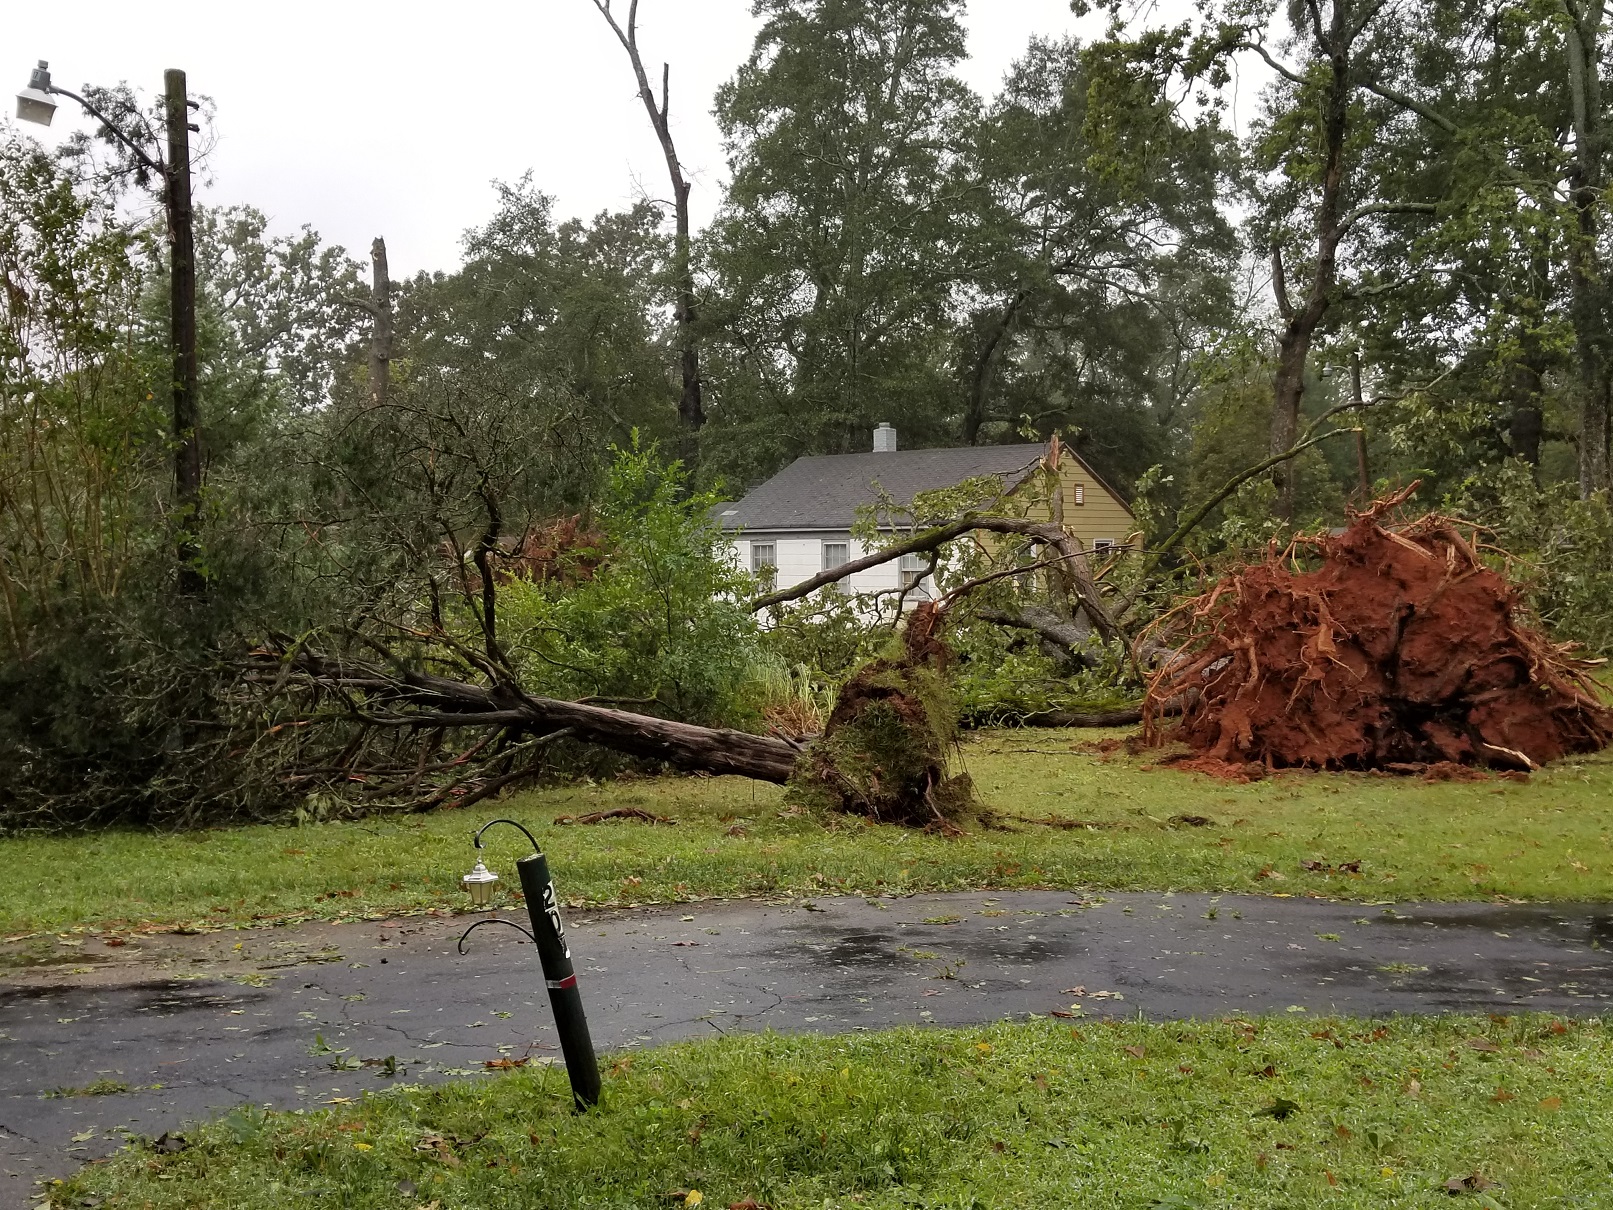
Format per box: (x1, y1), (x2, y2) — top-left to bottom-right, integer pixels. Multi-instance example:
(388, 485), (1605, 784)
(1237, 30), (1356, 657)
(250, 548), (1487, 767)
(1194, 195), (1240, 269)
(1142, 490), (1613, 772)
(788, 602), (986, 830)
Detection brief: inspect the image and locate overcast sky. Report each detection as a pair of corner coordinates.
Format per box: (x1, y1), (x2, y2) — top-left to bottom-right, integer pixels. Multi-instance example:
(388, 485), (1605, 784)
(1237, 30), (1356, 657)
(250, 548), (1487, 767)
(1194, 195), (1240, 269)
(14, 1), (1175, 277)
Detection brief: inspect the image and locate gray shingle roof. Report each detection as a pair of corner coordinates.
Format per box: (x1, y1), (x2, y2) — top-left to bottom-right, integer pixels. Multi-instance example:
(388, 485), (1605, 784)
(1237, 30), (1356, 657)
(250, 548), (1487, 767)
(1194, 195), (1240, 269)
(717, 444), (1055, 532)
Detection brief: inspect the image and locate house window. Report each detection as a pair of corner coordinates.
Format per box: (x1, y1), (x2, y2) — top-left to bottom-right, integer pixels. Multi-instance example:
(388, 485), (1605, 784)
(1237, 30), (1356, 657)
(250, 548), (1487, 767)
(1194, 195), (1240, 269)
(751, 541), (776, 589)
(899, 552), (930, 593)
(1073, 483), (1085, 506)
(1092, 538), (1115, 553)
(822, 541), (850, 591)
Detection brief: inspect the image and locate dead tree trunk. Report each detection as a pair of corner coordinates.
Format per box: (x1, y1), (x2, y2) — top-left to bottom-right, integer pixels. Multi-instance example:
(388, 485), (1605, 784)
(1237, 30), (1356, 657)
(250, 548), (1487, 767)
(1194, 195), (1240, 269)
(341, 236), (394, 408)
(590, 0), (704, 430)
(367, 238), (394, 408)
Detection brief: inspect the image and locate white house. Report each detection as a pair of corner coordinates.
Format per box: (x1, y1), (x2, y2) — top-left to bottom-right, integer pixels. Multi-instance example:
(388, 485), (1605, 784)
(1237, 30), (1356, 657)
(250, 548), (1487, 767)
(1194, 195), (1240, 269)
(718, 423), (1135, 601)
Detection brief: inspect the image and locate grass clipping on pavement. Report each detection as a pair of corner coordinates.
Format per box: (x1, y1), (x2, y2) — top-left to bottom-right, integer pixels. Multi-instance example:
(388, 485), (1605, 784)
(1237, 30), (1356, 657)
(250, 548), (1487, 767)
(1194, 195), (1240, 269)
(54, 1014), (1610, 1208)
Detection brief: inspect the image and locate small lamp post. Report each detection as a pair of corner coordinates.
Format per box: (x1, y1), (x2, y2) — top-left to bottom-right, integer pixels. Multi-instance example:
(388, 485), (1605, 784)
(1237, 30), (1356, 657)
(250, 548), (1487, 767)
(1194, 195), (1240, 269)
(458, 819), (600, 1109)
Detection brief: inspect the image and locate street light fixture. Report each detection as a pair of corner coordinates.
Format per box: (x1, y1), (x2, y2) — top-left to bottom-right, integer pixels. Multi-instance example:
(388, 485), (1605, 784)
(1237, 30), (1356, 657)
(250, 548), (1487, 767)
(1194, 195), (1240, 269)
(458, 818), (601, 1109)
(15, 61), (56, 125)
(15, 58), (205, 596)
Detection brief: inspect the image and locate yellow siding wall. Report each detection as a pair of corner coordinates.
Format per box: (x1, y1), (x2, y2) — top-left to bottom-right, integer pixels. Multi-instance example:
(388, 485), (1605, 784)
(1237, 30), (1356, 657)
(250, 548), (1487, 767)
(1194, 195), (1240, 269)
(1017, 462), (1135, 548)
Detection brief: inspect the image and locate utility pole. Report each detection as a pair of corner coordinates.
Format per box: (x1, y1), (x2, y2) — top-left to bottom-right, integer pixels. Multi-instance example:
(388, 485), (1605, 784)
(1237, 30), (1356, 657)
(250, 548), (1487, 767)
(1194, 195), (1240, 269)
(164, 68), (204, 596)
(16, 61), (206, 593)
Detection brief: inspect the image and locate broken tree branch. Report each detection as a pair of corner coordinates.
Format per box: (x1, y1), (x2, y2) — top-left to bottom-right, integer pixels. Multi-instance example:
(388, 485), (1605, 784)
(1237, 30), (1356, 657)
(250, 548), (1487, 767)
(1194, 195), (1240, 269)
(974, 604), (1094, 664)
(747, 516), (1121, 643)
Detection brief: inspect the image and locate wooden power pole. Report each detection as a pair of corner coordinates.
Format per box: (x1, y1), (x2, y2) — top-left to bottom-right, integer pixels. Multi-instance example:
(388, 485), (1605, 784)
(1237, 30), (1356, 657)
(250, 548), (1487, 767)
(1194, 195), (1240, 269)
(164, 68), (204, 595)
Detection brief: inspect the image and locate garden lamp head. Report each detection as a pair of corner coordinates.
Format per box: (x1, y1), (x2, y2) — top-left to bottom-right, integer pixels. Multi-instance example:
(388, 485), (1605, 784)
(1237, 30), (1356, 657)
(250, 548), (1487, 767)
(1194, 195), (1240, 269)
(16, 61), (57, 126)
(462, 859), (499, 910)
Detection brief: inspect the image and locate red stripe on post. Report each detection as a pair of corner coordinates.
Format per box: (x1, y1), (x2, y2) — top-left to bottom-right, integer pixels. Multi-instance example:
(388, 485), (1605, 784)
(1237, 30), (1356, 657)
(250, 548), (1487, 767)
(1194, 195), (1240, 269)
(546, 974), (577, 990)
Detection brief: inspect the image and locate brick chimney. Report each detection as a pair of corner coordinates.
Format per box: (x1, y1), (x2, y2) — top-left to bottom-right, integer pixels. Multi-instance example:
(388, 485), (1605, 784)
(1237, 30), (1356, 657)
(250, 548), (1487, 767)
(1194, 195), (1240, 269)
(873, 422), (897, 452)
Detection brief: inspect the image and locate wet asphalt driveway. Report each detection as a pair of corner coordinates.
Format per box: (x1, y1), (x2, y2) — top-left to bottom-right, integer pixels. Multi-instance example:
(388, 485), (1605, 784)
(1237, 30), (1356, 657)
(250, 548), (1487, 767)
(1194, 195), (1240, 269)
(4, 889), (1613, 1204)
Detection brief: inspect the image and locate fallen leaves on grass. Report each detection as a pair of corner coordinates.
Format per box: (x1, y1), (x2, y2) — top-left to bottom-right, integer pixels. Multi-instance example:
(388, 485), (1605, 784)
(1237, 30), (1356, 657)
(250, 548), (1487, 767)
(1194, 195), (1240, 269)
(555, 807), (675, 826)
(483, 1058), (529, 1070)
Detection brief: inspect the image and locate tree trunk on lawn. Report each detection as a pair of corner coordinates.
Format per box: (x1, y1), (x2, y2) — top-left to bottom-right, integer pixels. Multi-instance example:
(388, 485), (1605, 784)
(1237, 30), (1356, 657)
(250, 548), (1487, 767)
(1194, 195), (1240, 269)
(263, 647), (798, 783)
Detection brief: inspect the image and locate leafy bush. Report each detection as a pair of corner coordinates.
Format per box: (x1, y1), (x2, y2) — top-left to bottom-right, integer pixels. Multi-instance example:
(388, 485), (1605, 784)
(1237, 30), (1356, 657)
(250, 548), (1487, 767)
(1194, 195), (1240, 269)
(758, 592), (887, 683)
(501, 440), (765, 726)
(949, 621), (1140, 724)
(1441, 463), (1613, 658)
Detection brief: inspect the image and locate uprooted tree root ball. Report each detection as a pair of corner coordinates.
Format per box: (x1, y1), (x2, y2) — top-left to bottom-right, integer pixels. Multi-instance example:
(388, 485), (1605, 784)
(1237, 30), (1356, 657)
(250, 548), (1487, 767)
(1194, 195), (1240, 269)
(789, 602), (985, 830)
(1143, 490), (1613, 773)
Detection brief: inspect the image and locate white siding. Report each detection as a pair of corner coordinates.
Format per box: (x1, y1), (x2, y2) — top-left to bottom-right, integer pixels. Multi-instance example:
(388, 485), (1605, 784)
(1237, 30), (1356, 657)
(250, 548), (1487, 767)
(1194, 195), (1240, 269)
(729, 532), (937, 603)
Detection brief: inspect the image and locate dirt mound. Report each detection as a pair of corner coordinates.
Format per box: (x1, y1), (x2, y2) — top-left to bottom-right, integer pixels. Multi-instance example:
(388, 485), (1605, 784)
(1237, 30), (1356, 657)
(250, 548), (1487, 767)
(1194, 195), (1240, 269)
(1143, 490), (1613, 772)
(791, 602), (983, 829)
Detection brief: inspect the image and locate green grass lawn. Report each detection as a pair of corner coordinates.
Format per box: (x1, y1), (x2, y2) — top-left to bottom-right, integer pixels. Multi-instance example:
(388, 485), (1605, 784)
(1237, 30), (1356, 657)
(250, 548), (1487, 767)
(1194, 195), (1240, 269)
(6, 731), (1613, 937)
(51, 1013), (1610, 1209)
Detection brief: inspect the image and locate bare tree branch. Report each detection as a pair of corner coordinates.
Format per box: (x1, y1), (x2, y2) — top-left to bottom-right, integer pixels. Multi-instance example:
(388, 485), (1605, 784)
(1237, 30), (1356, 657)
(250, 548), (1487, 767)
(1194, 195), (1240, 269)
(1338, 200), (1440, 236)
(1359, 79), (1460, 134)
(585, 0), (704, 428)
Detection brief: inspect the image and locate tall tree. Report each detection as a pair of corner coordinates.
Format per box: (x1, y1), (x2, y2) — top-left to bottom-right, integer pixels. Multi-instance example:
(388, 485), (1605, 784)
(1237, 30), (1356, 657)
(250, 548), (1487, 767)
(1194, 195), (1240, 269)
(587, 0), (706, 431)
(961, 35), (1237, 482)
(1089, 1), (1460, 518)
(703, 0), (977, 483)
(400, 178), (675, 452)
(1556, 0), (1610, 494)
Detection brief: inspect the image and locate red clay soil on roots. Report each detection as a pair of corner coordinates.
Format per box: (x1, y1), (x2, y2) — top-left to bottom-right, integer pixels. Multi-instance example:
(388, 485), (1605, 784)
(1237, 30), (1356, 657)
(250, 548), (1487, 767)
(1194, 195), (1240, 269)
(1143, 489), (1613, 772)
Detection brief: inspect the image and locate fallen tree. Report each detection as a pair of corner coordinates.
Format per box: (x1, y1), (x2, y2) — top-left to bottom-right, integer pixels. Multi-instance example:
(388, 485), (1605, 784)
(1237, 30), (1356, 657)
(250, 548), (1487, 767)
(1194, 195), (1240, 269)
(251, 609), (983, 828)
(789, 602), (982, 829)
(1143, 488), (1613, 771)
(250, 644), (800, 788)
(749, 514), (1122, 645)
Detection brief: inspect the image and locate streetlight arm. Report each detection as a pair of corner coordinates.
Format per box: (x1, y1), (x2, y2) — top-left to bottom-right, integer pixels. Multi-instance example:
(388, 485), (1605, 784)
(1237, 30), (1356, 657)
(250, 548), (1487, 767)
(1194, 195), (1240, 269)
(473, 818), (543, 854)
(45, 82), (164, 176)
